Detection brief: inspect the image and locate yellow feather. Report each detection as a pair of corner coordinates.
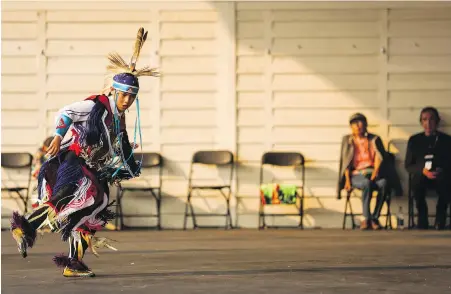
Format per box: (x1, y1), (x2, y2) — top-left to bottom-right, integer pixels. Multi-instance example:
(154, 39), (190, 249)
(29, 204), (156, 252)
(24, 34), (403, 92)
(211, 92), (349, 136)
(106, 52), (130, 73)
(103, 27), (159, 84)
(134, 66), (160, 77)
(130, 27), (148, 71)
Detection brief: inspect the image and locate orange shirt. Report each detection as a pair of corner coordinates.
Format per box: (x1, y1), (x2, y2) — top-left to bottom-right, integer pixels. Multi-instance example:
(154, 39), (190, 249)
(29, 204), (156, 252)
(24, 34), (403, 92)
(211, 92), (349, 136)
(352, 136), (375, 172)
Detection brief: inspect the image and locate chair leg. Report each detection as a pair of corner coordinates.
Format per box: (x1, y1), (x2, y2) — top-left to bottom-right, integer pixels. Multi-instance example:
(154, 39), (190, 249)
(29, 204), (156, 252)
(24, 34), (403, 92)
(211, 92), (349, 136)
(349, 198), (356, 229)
(385, 199), (392, 230)
(15, 191), (28, 214)
(225, 197), (231, 230)
(343, 194), (354, 230)
(258, 211), (263, 230)
(115, 188), (124, 231)
(221, 189), (233, 230)
(151, 189), (162, 230)
(299, 195), (304, 229)
(189, 194), (198, 229)
(115, 192), (120, 230)
(157, 196), (162, 230)
(119, 189), (125, 230)
(24, 189), (29, 214)
(408, 194), (414, 229)
(183, 193), (190, 230)
(259, 205), (266, 230)
(342, 196), (348, 230)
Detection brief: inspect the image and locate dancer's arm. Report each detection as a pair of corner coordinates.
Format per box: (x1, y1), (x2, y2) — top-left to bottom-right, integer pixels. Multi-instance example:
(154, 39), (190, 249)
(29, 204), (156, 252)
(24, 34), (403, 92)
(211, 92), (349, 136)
(120, 130), (141, 177)
(47, 100), (95, 156)
(54, 100), (95, 139)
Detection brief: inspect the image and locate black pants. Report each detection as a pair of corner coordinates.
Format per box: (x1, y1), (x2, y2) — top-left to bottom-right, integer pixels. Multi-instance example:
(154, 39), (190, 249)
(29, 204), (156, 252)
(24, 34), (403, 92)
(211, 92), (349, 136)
(411, 173), (451, 229)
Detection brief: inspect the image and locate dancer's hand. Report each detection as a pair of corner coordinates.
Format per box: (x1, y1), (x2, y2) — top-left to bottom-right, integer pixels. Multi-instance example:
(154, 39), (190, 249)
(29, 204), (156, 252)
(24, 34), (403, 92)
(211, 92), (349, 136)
(130, 142), (139, 149)
(46, 136), (62, 157)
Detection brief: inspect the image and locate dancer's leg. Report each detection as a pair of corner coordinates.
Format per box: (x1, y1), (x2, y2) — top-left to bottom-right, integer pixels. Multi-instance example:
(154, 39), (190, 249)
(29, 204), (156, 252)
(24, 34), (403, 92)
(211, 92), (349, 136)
(54, 230), (96, 277)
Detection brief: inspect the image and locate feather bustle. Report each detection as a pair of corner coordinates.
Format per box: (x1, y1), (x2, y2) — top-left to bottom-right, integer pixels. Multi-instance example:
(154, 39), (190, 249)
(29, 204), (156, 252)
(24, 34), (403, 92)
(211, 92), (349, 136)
(103, 26), (159, 93)
(130, 27), (147, 72)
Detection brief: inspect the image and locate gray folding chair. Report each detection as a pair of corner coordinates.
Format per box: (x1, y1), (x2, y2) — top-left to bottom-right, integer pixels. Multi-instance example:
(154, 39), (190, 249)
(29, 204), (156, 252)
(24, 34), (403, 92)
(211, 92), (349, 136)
(183, 150), (234, 230)
(258, 152), (305, 229)
(1, 152), (33, 214)
(115, 152), (163, 230)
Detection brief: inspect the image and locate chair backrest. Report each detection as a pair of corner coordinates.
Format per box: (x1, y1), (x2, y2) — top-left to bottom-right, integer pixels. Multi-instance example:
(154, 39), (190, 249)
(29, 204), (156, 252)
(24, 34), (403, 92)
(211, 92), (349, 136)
(1, 153), (33, 169)
(261, 152), (304, 167)
(192, 150), (234, 165)
(134, 152), (162, 168)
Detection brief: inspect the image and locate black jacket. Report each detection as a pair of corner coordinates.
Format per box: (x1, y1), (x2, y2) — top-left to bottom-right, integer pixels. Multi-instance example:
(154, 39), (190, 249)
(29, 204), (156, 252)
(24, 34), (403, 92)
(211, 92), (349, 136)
(404, 131), (451, 177)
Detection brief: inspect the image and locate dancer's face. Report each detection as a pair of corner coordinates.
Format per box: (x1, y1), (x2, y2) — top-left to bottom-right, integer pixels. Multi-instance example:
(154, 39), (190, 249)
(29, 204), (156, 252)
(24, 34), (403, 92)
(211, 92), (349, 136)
(114, 89), (136, 112)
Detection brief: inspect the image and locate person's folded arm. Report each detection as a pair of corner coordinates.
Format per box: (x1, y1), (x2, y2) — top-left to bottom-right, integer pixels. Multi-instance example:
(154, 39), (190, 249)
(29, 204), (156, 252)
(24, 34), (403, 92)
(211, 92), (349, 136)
(404, 137), (423, 175)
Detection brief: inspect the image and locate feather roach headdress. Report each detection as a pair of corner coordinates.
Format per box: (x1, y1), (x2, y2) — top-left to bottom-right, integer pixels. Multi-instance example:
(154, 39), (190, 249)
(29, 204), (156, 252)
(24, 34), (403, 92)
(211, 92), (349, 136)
(103, 27), (159, 95)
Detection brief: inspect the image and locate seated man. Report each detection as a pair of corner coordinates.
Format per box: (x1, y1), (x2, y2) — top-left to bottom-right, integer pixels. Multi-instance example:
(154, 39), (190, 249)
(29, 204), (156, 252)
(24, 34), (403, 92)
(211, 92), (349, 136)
(338, 113), (388, 230)
(404, 107), (451, 230)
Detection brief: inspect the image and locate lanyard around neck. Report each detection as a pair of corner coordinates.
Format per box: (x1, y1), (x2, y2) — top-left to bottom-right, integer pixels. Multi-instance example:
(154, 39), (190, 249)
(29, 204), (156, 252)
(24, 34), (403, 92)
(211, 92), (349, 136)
(427, 134), (439, 150)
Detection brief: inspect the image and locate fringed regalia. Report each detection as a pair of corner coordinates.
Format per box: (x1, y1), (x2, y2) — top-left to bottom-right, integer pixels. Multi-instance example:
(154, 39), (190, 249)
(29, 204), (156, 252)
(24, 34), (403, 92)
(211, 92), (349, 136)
(10, 27), (159, 277)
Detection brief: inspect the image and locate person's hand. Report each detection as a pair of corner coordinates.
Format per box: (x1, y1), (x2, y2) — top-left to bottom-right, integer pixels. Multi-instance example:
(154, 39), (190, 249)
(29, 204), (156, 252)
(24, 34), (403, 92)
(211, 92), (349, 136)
(130, 142), (139, 149)
(423, 168), (438, 180)
(46, 136), (62, 157)
(370, 172), (378, 182)
(344, 179), (352, 191)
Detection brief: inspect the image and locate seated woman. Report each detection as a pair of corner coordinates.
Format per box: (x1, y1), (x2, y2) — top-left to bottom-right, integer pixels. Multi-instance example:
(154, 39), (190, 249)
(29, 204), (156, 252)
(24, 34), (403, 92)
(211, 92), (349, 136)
(337, 113), (388, 230)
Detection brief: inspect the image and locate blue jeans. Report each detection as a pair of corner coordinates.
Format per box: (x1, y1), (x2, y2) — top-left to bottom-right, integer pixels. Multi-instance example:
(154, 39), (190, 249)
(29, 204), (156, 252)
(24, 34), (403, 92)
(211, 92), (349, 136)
(351, 173), (387, 221)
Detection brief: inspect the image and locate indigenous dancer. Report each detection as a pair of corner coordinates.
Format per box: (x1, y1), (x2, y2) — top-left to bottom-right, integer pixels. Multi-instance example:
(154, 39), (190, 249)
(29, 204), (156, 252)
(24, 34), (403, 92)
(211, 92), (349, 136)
(10, 27), (158, 277)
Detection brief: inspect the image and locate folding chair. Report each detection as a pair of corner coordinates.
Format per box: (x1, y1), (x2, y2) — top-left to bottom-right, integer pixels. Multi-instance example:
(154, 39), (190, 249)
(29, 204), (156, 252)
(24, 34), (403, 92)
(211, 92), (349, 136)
(258, 152), (305, 229)
(1, 153), (33, 214)
(115, 152), (163, 230)
(407, 173), (451, 230)
(342, 188), (392, 230)
(343, 140), (402, 230)
(342, 143), (397, 230)
(183, 150), (234, 230)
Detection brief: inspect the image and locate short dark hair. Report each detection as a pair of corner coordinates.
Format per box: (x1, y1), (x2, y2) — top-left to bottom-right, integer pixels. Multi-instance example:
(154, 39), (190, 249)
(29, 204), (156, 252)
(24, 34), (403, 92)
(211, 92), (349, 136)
(420, 106), (440, 123)
(349, 113), (368, 125)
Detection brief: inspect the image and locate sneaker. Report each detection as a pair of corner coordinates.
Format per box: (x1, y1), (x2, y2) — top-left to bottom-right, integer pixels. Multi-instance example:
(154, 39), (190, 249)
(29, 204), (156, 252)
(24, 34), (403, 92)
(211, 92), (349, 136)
(63, 266), (95, 278)
(62, 259), (95, 278)
(11, 228), (27, 258)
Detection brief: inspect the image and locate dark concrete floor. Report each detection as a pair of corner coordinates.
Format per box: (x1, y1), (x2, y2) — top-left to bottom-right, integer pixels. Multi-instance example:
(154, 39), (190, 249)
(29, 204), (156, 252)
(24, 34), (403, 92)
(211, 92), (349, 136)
(2, 229), (451, 294)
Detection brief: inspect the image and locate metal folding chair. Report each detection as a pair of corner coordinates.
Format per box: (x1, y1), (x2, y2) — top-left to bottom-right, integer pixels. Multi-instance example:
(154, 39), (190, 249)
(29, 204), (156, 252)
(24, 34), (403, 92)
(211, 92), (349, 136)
(407, 173), (451, 230)
(1, 152), (33, 214)
(115, 152), (163, 230)
(342, 143), (396, 230)
(183, 150), (234, 230)
(258, 152), (305, 229)
(342, 188), (392, 230)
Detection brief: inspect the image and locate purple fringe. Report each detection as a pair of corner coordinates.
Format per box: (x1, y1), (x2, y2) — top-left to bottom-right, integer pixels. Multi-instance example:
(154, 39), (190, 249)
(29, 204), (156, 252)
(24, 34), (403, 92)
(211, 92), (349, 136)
(53, 254), (71, 268)
(96, 207), (117, 226)
(37, 159), (50, 200)
(54, 254), (91, 271)
(86, 100), (107, 146)
(52, 160), (84, 197)
(11, 211), (37, 248)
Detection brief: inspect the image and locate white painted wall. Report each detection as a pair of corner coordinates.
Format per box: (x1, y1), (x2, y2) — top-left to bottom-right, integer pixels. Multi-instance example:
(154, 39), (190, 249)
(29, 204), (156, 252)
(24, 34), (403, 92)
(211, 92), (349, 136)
(2, 1), (451, 229)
